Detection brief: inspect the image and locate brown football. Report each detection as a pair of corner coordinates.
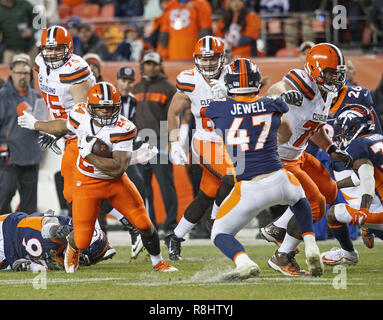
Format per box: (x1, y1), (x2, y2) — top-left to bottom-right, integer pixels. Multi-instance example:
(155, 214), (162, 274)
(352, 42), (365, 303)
(86, 136), (112, 158)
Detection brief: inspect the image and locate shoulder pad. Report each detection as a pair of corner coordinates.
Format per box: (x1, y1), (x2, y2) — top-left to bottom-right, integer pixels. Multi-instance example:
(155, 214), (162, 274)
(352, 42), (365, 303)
(59, 56), (92, 84)
(176, 69), (196, 93)
(34, 54), (44, 73)
(284, 69), (316, 100)
(68, 103), (88, 129)
(110, 118), (137, 143)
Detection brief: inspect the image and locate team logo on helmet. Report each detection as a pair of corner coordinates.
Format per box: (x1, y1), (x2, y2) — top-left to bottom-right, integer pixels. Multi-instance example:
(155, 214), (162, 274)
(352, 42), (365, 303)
(335, 104), (375, 147)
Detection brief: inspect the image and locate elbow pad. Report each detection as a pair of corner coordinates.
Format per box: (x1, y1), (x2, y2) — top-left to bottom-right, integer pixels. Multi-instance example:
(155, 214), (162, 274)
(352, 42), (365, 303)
(358, 163), (375, 197)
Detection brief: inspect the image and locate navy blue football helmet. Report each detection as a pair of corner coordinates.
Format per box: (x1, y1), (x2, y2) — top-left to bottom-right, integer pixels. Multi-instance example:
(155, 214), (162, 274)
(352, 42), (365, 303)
(334, 104), (375, 147)
(224, 58), (261, 94)
(80, 228), (115, 266)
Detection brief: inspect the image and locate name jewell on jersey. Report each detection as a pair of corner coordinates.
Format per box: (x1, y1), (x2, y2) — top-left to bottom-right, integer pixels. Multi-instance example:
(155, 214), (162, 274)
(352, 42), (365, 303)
(230, 101), (267, 115)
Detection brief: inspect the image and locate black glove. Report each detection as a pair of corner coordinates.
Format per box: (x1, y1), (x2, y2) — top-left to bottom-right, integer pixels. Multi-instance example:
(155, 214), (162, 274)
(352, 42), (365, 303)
(0, 147), (9, 165)
(12, 259), (31, 272)
(38, 133), (62, 155)
(49, 224), (73, 241)
(280, 90), (303, 106)
(327, 144), (353, 168)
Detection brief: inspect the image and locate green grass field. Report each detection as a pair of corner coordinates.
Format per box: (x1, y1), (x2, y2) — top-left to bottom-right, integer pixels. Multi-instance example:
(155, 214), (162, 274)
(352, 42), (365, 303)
(1, 241), (383, 301)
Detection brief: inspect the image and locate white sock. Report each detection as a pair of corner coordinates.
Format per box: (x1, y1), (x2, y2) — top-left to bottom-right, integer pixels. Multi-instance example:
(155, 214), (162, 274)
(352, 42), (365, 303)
(174, 216), (196, 239)
(273, 207), (294, 229)
(150, 253), (163, 266)
(108, 208), (124, 220)
(211, 201), (219, 220)
(234, 252), (255, 267)
(303, 233), (319, 254)
(278, 233), (301, 254)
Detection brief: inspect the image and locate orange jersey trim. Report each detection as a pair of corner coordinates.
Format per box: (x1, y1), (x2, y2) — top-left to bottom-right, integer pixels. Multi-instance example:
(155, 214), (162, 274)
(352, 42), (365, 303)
(110, 128), (137, 143)
(68, 115), (80, 129)
(59, 67), (90, 84)
(329, 86), (348, 117)
(285, 71), (315, 100)
(176, 79), (195, 93)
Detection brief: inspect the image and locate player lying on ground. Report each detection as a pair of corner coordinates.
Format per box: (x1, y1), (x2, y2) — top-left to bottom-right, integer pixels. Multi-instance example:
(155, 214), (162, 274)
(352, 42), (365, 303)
(0, 211), (115, 272)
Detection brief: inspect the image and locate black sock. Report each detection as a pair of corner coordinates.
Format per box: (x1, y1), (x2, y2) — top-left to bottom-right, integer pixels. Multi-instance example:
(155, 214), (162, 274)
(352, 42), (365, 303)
(141, 229), (160, 256)
(330, 225), (354, 252)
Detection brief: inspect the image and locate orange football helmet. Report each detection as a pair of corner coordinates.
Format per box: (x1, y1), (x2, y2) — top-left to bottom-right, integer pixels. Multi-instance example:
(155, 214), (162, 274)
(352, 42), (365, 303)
(87, 82), (121, 126)
(40, 26), (73, 69)
(304, 43), (346, 92)
(193, 36), (225, 79)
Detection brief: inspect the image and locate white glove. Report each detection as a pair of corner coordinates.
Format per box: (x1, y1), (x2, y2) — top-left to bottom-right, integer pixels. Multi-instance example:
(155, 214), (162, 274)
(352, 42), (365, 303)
(169, 141), (188, 165)
(18, 111), (37, 130)
(129, 143), (158, 165)
(78, 135), (96, 159)
(210, 79), (228, 98)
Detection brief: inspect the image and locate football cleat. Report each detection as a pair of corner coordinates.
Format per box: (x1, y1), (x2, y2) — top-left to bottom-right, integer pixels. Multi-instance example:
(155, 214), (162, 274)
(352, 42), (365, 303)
(165, 233), (184, 261)
(305, 243), (324, 277)
(361, 227), (375, 249)
(100, 246), (117, 261)
(221, 263), (260, 281)
(64, 243), (80, 273)
(268, 250), (309, 276)
(153, 260), (178, 272)
(130, 228), (144, 259)
(260, 223), (286, 246)
(320, 247), (359, 265)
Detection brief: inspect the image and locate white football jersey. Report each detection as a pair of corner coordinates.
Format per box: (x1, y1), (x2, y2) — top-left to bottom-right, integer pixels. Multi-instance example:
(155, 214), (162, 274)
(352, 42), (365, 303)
(176, 67), (226, 142)
(34, 53), (96, 121)
(67, 103), (136, 180)
(278, 68), (336, 160)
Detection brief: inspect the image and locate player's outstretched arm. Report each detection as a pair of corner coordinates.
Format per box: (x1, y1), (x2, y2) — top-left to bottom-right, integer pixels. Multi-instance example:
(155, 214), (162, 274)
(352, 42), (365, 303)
(266, 79), (295, 98)
(18, 111), (72, 136)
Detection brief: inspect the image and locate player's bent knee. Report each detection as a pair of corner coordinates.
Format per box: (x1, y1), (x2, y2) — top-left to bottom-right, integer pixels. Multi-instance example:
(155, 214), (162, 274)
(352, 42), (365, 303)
(325, 181), (338, 205)
(326, 205), (341, 226)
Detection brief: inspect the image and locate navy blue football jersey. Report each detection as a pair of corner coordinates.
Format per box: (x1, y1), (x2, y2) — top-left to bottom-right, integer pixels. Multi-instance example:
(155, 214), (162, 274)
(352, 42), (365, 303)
(204, 96), (289, 181)
(326, 85), (382, 171)
(2, 212), (71, 268)
(345, 133), (383, 201)
(328, 85), (382, 138)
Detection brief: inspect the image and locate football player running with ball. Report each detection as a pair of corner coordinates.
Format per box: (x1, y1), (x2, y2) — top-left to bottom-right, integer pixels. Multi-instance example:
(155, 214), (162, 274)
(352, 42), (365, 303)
(18, 82), (177, 273)
(202, 58), (323, 280)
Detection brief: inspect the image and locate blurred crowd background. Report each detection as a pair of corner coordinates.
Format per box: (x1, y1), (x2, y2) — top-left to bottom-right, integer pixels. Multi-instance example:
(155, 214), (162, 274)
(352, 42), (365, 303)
(0, 0), (382, 66)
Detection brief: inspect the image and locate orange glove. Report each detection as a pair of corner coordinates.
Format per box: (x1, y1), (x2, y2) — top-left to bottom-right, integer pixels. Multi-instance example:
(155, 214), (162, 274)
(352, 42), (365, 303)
(349, 208), (368, 226)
